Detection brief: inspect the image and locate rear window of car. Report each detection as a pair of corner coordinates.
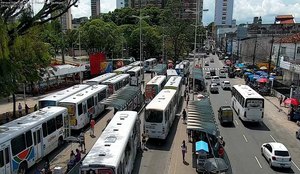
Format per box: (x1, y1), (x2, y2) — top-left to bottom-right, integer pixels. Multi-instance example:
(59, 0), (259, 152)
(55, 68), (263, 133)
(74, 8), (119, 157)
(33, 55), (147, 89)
(213, 77), (219, 80)
(275, 150), (289, 156)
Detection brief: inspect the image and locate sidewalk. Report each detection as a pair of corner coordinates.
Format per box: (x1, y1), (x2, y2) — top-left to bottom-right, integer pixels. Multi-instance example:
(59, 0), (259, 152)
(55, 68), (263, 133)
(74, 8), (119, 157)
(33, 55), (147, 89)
(264, 96), (289, 115)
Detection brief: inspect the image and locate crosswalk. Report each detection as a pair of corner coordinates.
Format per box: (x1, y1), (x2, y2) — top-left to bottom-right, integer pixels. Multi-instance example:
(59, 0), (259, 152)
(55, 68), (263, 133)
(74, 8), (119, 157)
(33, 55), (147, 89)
(203, 67), (221, 71)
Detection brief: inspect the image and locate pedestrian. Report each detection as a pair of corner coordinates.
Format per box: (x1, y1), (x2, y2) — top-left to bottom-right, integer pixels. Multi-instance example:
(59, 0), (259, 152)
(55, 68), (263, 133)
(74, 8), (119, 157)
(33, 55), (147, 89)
(186, 94), (190, 106)
(25, 104), (30, 115)
(79, 131), (86, 153)
(284, 96), (287, 107)
(34, 104), (38, 111)
(43, 158), (51, 174)
(90, 119), (95, 137)
(181, 140), (187, 162)
(141, 133), (147, 150)
(184, 89), (187, 100)
(182, 109), (187, 124)
(187, 130), (192, 142)
(75, 149), (81, 163)
(67, 150), (76, 171)
(18, 103), (22, 117)
(279, 95), (283, 107)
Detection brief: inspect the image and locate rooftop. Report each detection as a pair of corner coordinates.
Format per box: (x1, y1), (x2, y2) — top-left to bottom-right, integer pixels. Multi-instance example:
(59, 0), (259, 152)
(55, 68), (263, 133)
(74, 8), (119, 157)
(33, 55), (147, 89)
(275, 15), (295, 24)
(275, 32), (300, 43)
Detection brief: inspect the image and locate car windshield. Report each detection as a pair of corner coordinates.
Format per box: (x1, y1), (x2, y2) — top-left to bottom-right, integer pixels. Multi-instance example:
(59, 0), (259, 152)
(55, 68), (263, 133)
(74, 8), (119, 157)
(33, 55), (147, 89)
(275, 150), (289, 157)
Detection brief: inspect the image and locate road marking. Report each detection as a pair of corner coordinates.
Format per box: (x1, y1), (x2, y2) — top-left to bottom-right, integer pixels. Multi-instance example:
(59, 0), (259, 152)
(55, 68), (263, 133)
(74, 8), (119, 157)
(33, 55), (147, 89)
(255, 156), (263, 168)
(292, 160), (300, 171)
(243, 134), (248, 142)
(269, 135), (276, 142)
(234, 120), (239, 125)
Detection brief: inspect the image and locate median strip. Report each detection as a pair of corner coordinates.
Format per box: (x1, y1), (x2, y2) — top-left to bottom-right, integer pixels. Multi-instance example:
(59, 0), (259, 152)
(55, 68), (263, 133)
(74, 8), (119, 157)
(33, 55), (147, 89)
(254, 156), (262, 168)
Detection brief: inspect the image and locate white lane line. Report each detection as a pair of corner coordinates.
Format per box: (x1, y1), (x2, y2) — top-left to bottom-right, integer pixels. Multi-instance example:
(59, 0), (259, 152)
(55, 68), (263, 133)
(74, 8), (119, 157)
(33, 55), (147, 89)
(243, 134), (248, 142)
(270, 135), (276, 142)
(255, 156), (263, 168)
(234, 120), (239, 125)
(292, 160), (300, 171)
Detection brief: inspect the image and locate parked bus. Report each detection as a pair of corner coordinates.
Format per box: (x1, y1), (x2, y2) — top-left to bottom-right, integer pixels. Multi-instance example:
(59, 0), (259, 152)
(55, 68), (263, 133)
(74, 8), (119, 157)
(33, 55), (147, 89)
(113, 65), (133, 75)
(145, 89), (178, 139)
(175, 63), (185, 77)
(102, 74), (130, 96)
(80, 111), (140, 174)
(144, 58), (157, 72)
(59, 85), (108, 130)
(38, 84), (90, 109)
(166, 69), (178, 80)
(164, 76), (183, 106)
(83, 73), (117, 85)
(145, 75), (167, 104)
(231, 85), (264, 122)
(127, 66), (144, 86)
(0, 106), (69, 174)
(129, 61), (144, 67)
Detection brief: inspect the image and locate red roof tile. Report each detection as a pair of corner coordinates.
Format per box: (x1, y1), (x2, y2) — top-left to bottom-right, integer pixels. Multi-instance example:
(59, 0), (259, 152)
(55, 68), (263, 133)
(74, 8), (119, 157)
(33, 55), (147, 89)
(275, 33), (300, 43)
(276, 15), (294, 19)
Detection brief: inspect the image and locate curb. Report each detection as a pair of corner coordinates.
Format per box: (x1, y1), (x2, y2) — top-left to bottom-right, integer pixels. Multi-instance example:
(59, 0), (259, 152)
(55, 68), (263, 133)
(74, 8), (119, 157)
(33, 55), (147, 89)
(265, 97), (288, 115)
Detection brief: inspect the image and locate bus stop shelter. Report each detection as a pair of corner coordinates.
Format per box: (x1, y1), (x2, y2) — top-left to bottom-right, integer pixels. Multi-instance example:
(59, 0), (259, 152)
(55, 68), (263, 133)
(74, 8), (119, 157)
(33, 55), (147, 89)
(190, 68), (205, 92)
(101, 86), (143, 111)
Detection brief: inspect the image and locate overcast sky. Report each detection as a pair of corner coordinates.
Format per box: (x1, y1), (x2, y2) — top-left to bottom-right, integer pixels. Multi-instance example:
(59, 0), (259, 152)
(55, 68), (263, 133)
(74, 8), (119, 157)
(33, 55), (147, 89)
(33, 0), (300, 25)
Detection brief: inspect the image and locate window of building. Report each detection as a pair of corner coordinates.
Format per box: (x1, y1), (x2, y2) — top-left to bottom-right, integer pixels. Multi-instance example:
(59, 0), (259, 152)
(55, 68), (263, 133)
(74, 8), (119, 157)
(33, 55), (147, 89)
(222, 17), (226, 20)
(222, 21), (226, 24)
(297, 46), (300, 54)
(281, 47), (286, 55)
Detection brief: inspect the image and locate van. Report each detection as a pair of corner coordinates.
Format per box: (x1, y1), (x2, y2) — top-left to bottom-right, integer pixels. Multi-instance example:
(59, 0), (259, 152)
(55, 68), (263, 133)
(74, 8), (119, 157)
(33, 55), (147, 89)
(211, 76), (220, 85)
(205, 72), (211, 79)
(218, 106), (233, 125)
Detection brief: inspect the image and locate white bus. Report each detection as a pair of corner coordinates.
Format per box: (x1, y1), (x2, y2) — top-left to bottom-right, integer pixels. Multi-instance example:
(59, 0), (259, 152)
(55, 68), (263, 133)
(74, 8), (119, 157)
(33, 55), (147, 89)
(83, 73), (117, 85)
(113, 65), (133, 75)
(59, 85), (108, 130)
(38, 84), (90, 108)
(145, 75), (167, 104)
(175, 63), (185, 77)
(144, 58), (157, 72)
(163, 76), (183, 106)
(127, 66), (144, 86)
(145, 89), (178, 139)
(0, 106), (69, 174)
(231, 85), (264, 122)
(166, 69), (178, 80)
(80, 111), (140, 174)
(129, 61), (144, 67)
(102, 74), (130, 96)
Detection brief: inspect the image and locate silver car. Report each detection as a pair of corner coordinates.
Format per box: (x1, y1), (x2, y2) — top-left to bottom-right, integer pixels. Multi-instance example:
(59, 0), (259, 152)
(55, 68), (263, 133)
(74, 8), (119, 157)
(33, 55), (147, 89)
(210, 83), (219, 93)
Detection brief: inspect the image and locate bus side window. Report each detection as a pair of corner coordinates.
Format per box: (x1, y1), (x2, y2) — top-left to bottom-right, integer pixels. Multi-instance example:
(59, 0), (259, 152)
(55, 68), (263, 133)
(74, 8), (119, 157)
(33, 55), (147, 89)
(11, 134), (26, 156)
(0, 150), (4, 167)
(5, 148), (9, 165)
(42, 123), (48, 137)
(47, 118), (56, 135)
(56, 114), (63, 129)
(83, 103), (87, 114)
(78, 103), (83, 116)
(26, 130), (33, 147)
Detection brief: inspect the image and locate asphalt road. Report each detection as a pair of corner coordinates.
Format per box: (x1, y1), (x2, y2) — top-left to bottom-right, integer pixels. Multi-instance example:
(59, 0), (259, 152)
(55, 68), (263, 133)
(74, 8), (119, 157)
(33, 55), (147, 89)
(205, 54), (300, 174)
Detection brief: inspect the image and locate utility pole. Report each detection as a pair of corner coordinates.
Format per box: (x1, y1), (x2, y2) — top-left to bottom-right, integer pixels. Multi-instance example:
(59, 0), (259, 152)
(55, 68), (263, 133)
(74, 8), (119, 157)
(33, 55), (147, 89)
(252, 36), (258, 66)
(276, 41), (281, 67)
(268, 35), (274, 76)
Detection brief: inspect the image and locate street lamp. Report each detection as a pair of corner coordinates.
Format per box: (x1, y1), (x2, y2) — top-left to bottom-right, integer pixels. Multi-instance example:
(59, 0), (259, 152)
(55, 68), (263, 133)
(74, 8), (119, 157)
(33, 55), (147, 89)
(132, 14), (150, 85)
(185, 6), (209, 100)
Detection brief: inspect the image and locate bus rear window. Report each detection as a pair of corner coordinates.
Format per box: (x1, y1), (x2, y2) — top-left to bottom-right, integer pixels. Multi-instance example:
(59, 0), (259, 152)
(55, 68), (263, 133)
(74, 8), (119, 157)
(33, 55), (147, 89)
(145, 110), (163, 123)
(246, 99), (264, 108)
(39, 100), (56, 108)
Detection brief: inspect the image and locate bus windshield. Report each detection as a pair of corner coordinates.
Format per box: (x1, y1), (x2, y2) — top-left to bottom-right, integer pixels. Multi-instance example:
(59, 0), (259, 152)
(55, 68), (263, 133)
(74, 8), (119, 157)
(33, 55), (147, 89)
(145, 110), (163, 123)
(246, 99), (264, 108)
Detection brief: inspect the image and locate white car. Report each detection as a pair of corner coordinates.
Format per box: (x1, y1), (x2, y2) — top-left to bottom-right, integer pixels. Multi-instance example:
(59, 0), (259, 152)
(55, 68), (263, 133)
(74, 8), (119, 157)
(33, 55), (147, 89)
(205, 61), (209, 66)
(210, 83), (219, 93)
(221, 81), (231, 90)
(211, 76), (220, 85)
(205, 72), (211, 79)
(261, 142), (292, 169)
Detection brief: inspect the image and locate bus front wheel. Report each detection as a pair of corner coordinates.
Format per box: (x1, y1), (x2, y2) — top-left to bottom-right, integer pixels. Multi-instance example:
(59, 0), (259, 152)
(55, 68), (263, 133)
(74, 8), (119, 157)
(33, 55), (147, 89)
(18, 162), (28, 174)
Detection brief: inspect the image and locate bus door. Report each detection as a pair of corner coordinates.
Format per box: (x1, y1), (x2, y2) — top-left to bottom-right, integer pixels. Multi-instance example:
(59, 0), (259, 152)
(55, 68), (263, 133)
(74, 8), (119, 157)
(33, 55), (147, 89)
(0, 142), (11, 174)
(32, 126), (43, 161)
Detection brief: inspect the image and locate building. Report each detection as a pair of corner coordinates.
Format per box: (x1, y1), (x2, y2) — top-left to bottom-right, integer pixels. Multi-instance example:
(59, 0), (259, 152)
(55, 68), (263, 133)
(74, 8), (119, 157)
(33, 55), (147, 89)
(72, 17), (89, 29)
(275, 15), (295, 24)
(181, 0), (205, 24)
(91, 0), (101, 18)
(58, 0), (72, 31)
(117, 0), (126, 9)
(131, 0), (167, 8)
(214, 0), (234, 26)
(273, 33), (300, 85)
